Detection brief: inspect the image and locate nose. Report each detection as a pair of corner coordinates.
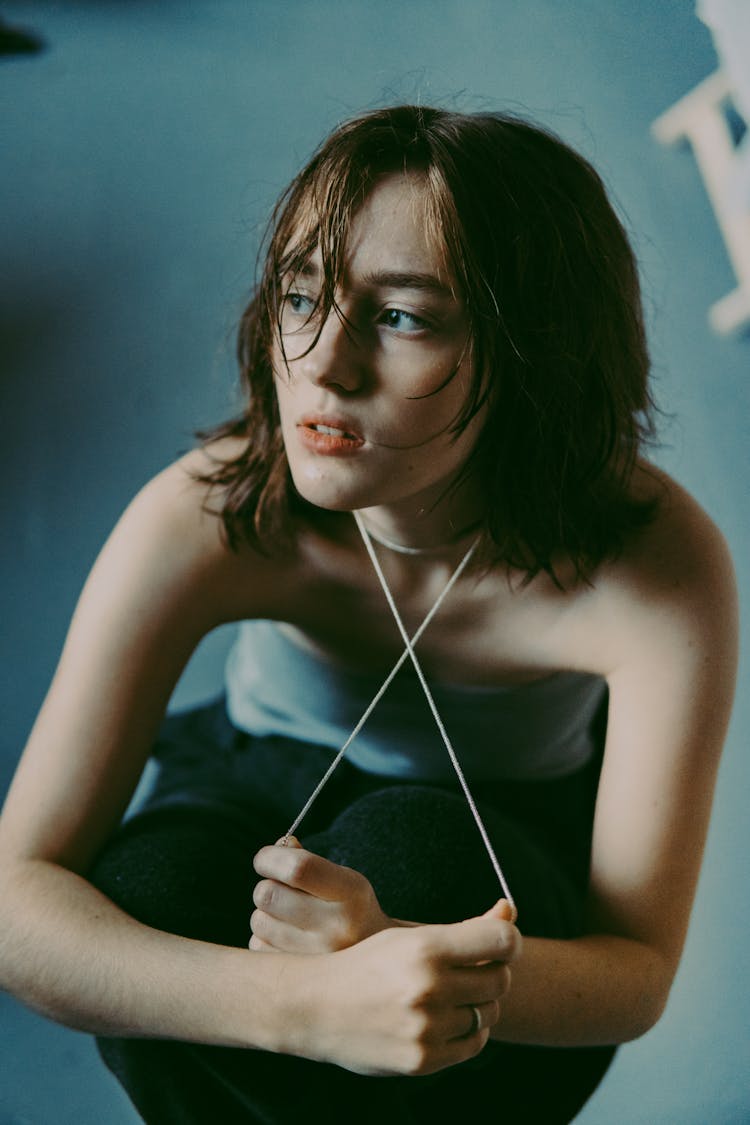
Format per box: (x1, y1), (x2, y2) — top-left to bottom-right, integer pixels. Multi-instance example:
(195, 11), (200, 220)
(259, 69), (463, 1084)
(296, 306), (366, 393)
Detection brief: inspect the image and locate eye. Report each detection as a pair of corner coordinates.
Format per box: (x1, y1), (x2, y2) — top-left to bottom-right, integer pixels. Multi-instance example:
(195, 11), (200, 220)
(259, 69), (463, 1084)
(380, 308), (428, 333)
(280, 291), (320, 335)
(284, 291), (316, 316)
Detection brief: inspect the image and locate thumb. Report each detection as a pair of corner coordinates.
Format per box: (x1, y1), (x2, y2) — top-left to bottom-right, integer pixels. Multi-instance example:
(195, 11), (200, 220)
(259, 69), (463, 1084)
(483, 898), (518, 925)
(436, 910), (520, 967)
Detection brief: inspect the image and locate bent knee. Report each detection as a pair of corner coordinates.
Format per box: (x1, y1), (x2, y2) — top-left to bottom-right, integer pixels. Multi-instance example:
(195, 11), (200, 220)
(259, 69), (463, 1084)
(89, 805), (254, 947)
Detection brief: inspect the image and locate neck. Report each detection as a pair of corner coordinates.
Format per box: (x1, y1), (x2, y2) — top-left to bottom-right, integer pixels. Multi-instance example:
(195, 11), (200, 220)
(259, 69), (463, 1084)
(355, 513), (482, 556)
(355, 483), (485, 557)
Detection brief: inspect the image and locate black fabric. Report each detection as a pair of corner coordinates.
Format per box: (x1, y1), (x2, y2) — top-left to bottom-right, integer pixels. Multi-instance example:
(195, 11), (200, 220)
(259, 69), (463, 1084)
(90, 698), (614, 1124)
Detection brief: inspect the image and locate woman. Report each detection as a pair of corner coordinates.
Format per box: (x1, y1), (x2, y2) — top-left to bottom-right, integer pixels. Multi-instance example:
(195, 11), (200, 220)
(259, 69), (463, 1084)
(0, 106), (738, 1123)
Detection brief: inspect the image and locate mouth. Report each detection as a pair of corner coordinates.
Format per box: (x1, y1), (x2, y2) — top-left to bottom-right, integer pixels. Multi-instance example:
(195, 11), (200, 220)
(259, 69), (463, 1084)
(307, 423), (360, 440)
(296, 416), (365, 454)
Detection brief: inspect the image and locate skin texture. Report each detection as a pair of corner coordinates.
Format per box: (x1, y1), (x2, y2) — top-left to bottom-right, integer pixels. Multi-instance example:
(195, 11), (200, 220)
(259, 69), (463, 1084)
(0, 173), (739, 1075)
(274, 175), (487, 543)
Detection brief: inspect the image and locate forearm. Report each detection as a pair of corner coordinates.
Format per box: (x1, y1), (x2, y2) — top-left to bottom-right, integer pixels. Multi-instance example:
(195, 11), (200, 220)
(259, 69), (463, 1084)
(0, 859), (297, 1051)
(248, 842), (673, 1051)
(1, 860), (528, 1077)
(492, 932), (671, 1047)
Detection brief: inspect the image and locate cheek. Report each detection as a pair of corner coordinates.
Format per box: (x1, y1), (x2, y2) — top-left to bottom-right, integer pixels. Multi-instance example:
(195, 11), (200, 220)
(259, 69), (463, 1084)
(272, 365), (297, 421)
(270, 342), (289, 385)
(397, 368), (474, 441)
(403, 348), (459, 395)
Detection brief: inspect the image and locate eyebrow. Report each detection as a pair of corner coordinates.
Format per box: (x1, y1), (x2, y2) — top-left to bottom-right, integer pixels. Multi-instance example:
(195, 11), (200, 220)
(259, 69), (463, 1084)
(362, 269), (456, 298)
(296, 261), (456, 299)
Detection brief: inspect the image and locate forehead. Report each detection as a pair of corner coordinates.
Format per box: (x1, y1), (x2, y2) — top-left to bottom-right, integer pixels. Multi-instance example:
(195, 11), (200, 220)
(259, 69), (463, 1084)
(288, 171), (454, 287)
(345, 173), (450, 276)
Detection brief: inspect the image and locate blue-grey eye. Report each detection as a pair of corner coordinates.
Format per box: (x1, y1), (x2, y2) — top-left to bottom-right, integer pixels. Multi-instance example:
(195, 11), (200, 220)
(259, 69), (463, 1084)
(382, 308), (426, 332)
(286, 292), (315, 314)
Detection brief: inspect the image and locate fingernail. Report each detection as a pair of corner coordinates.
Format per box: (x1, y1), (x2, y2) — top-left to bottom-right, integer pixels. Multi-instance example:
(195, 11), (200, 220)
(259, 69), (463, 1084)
(499, 899), (518, 924)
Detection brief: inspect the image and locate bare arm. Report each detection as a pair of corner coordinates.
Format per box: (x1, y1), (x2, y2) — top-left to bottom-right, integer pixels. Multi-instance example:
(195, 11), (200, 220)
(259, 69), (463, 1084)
(0, 456), (518, 1075)
(481, 504), (738, 1044)
(494, 525), (737, 1045)
(0, 457), (272, 1043)
(249, 497), (739, 1047)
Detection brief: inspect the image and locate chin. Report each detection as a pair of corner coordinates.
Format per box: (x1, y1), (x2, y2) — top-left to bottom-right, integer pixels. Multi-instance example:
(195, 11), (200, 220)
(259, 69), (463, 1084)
(288, 469), (360, 513)
(289, 467), (403, 515)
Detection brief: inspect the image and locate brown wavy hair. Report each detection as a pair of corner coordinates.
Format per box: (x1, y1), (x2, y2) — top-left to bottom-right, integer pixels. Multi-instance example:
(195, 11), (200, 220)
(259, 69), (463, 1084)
(199, 104), (658, 582)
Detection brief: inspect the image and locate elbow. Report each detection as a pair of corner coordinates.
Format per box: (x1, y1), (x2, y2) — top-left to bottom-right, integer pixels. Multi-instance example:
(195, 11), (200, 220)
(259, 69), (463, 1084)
(0, 859), (71, 1023)
(621, 951), (675, 1042)
(0, 861), (40, 992)
(623, 990), (668, 1042)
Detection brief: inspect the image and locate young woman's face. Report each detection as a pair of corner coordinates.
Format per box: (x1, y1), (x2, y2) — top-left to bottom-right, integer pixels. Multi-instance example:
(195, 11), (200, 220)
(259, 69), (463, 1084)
(272, 173), (486, 521)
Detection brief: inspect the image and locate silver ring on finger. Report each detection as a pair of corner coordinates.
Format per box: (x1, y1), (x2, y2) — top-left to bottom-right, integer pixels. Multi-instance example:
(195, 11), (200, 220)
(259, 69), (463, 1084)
(467, 1004), (483, 1036)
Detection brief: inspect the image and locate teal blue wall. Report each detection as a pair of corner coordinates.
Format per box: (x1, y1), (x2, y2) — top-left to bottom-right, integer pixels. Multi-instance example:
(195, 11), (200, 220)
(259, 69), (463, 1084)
(1, 3), (748, 1121)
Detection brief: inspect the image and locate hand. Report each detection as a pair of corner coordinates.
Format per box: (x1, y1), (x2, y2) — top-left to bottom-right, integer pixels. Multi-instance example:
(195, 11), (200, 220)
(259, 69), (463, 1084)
(292, 898), (521, 1076)
(249, 837), (392, 953)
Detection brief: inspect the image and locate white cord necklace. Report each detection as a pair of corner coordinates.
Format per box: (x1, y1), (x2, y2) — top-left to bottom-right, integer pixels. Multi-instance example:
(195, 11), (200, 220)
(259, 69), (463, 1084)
(283, 529), (477, 839)
(283, 512), (515, 913)
(356, 517), (481, 557)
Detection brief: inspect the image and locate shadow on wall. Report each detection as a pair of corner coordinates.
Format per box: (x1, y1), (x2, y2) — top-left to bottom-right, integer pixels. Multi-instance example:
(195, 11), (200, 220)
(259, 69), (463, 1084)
(0, 15), (46, 55)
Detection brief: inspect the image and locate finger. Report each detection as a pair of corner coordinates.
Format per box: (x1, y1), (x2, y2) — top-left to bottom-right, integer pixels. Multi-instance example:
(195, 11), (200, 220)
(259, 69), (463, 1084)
(423, 915), (522, 968)
(250, 907), (324, 954)
(483, 897), (518, 925)
(248, 933), (278, 953)
(253, 845), (361, 901)
(439, 961), (511, 1007)
(445, 999), (501, 1042)
(253, 878), (328, 928)
(417, 1026), (492, 1075)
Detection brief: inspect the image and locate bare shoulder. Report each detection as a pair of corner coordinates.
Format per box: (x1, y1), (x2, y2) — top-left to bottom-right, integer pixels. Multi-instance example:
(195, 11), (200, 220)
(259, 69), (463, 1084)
(123, 437), (252, 567)
(620, 463), (734, 600)
(591, 462), (738, 671)
(100, 436), (286, 625)
(133, 437), (242, 533)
